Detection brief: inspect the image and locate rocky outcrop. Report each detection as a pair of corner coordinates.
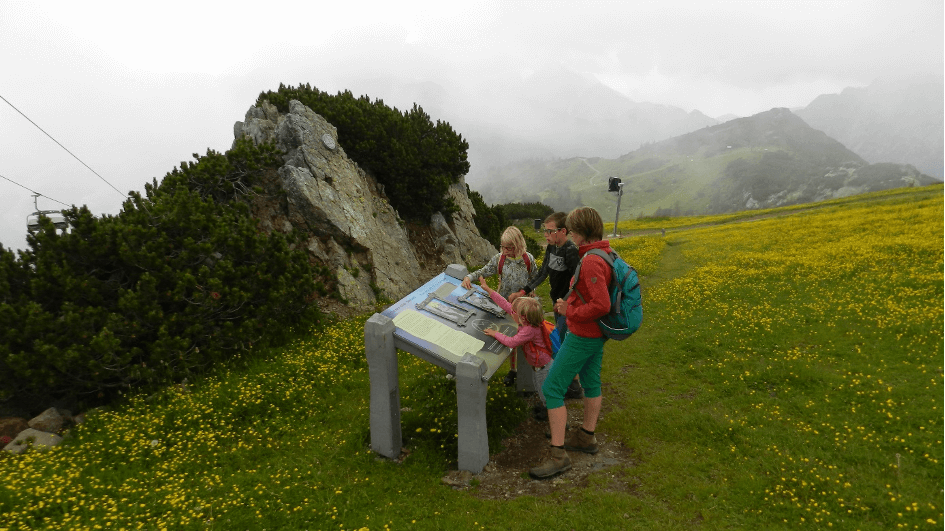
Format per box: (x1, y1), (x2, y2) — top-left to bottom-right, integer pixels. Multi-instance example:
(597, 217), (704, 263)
(233, 100), (495, 309)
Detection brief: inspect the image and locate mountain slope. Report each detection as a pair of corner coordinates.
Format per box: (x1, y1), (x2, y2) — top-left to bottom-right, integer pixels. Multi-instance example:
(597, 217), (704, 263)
(474, 108), (938, 221)
(795, 75), (944, 179)
(448, 65), (718, 182)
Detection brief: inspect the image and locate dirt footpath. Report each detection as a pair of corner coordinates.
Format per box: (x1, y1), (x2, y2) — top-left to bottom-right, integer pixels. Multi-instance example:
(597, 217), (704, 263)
(441, 388), (638, 500)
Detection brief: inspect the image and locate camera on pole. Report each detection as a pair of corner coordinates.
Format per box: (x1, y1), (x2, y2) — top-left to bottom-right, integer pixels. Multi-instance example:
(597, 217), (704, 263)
(608, 176), (622, 192)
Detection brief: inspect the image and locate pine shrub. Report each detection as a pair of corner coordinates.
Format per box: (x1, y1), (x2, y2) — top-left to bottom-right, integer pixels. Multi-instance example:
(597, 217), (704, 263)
(468, 186), (507, 248)
(0, 139), (319, 405)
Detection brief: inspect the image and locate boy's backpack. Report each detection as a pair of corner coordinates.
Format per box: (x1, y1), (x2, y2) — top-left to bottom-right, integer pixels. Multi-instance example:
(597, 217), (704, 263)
(568, 249), (642, 341)
(541, 320), (563, 355)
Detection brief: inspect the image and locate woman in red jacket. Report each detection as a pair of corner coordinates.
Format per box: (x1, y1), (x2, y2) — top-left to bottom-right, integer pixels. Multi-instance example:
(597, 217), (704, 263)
(530, 206), (613, 480)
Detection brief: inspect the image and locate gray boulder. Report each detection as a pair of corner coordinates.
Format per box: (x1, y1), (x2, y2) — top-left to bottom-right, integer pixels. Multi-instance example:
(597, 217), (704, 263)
(28, 407), (69, 434)
(3, 428), (63, 455)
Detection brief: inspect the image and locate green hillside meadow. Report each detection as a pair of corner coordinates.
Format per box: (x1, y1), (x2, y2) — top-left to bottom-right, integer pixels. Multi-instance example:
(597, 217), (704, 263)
(478, 147), (785, 226)
(0, 186), (941, 530)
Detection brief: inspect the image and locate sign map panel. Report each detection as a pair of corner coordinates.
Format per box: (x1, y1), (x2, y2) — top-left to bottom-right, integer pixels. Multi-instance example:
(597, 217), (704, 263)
(381, 272), (517, 378)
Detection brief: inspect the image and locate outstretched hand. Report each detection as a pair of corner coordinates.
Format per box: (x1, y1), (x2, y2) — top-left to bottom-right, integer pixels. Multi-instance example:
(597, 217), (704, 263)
(554, 298), (568, 315)
(461, 276), (472, 290)
(483, 328), (497, 337)
(478, 276), (494, 293)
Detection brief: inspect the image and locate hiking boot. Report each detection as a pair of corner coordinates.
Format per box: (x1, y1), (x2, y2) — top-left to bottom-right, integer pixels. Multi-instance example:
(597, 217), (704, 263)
(564, 379), (584, 399)
(533, 405), (548, 421)
(544, 422), (570, 439)
(529, 446), (571, 479)
(564, 428), (599, 454)
(502, 370), (517, 387)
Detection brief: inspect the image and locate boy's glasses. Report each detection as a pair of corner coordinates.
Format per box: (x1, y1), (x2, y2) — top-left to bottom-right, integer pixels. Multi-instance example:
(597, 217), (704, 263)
(543, 228), (562, 234)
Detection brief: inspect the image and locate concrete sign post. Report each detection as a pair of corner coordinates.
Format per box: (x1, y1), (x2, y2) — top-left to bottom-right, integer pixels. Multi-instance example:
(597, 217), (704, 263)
(456, 353), (489, 472)
(364, 314), (401, 459)
(365, 264), (518, 473)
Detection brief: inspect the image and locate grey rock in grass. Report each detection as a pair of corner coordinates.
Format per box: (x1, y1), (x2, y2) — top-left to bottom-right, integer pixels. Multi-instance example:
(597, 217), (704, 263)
(4, 428), (63, 455)
(28, 407), (70, 434)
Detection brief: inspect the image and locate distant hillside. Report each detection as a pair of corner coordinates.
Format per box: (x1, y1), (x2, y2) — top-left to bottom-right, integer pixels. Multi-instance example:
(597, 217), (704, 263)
(450, 65), (718, 184)
(795, 75), (944, 179)
(474, 108), (938, 222)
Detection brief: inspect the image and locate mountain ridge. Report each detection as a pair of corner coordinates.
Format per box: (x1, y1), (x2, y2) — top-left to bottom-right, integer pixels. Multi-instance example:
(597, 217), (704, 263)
(472, 107), (938, 221)
(793, 75), (943, 178)
(321, 67), (942, 210)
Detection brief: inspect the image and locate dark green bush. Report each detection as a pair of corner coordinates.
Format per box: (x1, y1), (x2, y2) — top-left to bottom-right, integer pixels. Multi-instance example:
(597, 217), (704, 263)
(498, 202), (555, 221)
(257, 84), (470, 221)
(468, 185), (507, 248)
(0, 139), (319, 405)
(524, 233), (543, 260)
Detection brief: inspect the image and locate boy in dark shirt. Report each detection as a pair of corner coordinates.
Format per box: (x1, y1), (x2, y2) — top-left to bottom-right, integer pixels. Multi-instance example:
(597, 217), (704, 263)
(511, 212), (579, 306)
(510, 212), (583, 402)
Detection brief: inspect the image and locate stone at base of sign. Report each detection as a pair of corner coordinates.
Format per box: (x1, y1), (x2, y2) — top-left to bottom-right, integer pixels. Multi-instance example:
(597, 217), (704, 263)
(441, 469), (475, 488)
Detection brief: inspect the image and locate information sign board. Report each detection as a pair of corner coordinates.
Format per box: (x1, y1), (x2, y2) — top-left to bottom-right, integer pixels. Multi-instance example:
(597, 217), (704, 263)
(367, 264), (520, 473)
(380, 271), (517, 379)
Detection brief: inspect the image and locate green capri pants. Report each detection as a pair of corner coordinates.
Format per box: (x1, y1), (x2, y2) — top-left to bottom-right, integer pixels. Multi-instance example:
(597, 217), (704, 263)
(542, 332), (606, 410)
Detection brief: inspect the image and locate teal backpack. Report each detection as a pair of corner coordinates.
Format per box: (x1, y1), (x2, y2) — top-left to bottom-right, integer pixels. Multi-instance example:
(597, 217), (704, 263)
(568, 249), (642, 340)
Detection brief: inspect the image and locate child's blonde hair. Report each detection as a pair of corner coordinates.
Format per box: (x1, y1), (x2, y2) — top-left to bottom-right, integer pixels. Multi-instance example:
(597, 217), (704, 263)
(511, 296), (544, 328)
(500, 226), (526, 257)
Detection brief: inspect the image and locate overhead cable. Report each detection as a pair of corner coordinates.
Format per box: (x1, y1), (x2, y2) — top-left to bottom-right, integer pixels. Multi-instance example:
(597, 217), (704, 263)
(0, 94), (125, 198)
(0, 173), (72, 208)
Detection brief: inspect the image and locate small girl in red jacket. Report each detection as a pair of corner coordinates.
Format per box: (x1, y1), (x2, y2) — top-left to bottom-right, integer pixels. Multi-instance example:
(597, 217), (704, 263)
(478, 277), (554, 409)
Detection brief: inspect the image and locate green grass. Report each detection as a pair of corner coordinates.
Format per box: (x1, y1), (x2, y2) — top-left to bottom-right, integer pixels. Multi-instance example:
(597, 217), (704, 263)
(1, 188), (941, 530)
(609, 184), (943, 234)
(585, 148), (766, 218)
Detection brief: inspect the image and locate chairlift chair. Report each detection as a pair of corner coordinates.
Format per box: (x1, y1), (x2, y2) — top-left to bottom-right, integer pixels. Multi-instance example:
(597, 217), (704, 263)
(26, 193), (68, 234)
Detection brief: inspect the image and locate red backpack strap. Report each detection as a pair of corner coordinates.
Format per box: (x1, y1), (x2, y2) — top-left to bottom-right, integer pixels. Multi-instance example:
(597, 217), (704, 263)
(498, 253), (506, 276)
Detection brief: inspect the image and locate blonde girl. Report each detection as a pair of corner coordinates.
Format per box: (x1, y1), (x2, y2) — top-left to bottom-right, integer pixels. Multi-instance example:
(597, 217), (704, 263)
(461, 226), (537, 298)
(462, 226), (538, 385)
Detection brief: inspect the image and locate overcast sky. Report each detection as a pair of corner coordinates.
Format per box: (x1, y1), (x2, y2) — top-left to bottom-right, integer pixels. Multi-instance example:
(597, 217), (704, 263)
(2, 0), (942, 251)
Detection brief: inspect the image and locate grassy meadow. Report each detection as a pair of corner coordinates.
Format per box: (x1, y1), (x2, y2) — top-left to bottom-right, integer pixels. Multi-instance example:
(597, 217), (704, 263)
(0, 186), (941, 530)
